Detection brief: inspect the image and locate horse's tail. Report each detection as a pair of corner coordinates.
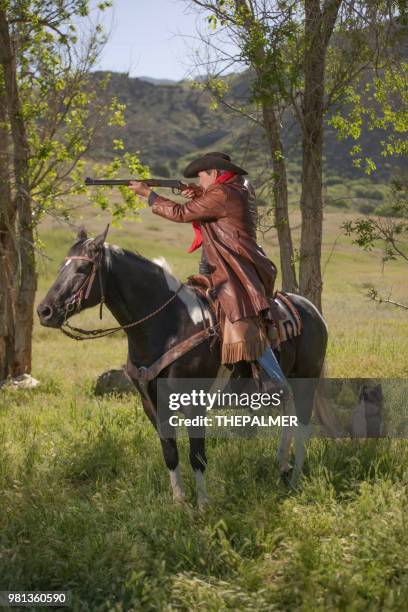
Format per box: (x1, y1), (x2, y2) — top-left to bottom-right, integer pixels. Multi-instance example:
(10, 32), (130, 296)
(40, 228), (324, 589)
(313, 361), (344, 437)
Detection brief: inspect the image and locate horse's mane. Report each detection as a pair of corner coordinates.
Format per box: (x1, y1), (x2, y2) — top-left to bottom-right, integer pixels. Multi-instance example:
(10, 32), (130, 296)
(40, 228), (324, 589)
(71, 235), (183, 290)
(104, 243), (182, 289)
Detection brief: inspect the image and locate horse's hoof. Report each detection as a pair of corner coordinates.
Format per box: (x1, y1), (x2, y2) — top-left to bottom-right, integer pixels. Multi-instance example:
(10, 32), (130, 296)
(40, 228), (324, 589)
(289, 470), (302, 491)
(197, 496), (210, 512)
(173, 495), (188, 507)
(280, 469), (293, 487)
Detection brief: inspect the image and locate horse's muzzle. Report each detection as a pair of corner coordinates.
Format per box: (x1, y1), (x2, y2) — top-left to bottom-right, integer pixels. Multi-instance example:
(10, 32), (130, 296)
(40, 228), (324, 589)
(37, 302), (63, 328)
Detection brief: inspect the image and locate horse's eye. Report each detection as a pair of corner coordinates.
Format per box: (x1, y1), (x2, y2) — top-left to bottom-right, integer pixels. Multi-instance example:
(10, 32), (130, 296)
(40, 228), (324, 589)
(76, 264), (89, 273)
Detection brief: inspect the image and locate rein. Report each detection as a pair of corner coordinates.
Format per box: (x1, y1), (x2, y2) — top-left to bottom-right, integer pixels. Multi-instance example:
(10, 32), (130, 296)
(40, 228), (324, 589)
(59, 246), (220, 389)
(61, 250), (184, 341)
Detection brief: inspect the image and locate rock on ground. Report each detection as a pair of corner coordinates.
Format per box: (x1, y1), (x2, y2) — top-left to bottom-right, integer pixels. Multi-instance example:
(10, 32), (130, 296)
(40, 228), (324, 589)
(94, 367), (136, 396)
(0, 374), (40, 390)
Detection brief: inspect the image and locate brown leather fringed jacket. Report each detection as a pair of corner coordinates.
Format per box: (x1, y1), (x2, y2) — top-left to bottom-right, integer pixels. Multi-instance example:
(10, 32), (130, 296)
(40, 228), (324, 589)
(151, 177), (277, 323)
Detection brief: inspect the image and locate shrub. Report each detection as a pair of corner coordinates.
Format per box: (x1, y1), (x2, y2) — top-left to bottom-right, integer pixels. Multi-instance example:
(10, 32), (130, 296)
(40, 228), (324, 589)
(358, 202), (376, 214)
(355, 187), (384, 201)
(374, 202), (404, 218)
(152, 164), (170, 177)
(331, 198), (349, 209)
(325, 177), (341, 186)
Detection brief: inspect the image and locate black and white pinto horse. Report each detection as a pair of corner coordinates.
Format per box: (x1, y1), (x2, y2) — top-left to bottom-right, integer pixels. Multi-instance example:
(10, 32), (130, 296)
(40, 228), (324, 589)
(38, 227), (328, 507)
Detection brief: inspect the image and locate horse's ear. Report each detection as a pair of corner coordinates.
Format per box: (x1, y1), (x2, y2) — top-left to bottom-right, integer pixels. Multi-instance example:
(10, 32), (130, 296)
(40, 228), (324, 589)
(77, 226), (88, 241)
(92, 224), (110, 250)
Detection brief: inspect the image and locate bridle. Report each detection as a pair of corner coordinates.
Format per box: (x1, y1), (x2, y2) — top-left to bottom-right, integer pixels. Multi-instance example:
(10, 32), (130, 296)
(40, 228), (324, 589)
(63, 250), (105, 321)
(59, 245), (220, 390)
(61, 247), (183, 341)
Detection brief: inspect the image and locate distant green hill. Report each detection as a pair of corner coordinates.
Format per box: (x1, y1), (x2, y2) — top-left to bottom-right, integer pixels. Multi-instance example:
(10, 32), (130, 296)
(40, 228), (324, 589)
(89, 70), (405, 195)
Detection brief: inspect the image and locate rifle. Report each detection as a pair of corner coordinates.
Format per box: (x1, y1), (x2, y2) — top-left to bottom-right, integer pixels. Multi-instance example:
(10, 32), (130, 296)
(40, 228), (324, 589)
(85, 177), (188, 194)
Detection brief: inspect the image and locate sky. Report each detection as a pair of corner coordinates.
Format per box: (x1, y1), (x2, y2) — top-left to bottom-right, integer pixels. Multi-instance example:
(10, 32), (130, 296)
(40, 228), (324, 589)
(87, 0), (214, 81)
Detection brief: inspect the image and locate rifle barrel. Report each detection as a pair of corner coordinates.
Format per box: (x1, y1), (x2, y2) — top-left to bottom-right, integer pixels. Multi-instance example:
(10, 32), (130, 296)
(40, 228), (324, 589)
(85, 177), (183, 188)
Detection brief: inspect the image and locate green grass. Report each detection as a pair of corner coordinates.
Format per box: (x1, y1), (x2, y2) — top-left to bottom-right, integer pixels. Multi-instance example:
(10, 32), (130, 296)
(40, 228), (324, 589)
(1, 385), (407, 609)
(0, 208), (407, 610)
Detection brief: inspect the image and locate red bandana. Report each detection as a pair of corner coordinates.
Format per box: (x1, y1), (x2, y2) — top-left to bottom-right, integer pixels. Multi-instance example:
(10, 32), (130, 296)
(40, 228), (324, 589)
(187, 172), (237, 253)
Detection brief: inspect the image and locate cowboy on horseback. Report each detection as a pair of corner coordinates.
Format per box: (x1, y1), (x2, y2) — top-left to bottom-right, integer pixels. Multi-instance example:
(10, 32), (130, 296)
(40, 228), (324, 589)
(129, 151), (287, 389)
(38, 154), (328, 494)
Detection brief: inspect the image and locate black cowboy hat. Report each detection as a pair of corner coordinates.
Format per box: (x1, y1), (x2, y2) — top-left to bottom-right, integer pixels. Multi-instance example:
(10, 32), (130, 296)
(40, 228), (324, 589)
(183, 152), (248, 178)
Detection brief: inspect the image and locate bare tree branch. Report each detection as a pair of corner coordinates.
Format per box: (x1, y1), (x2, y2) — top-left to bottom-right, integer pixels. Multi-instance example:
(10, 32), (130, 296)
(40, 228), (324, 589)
(368, 288), (408, 310)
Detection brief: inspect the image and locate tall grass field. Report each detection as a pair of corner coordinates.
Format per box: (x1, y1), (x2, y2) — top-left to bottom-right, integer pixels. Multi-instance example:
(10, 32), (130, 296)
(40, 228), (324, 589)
(1, 207), (407, 610)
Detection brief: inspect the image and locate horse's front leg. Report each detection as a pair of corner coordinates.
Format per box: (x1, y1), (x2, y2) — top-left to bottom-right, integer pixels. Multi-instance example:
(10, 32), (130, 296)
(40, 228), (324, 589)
(187, 426), (209, 509)
(159, 436), (186, 504)
(140, 396), (186, 503)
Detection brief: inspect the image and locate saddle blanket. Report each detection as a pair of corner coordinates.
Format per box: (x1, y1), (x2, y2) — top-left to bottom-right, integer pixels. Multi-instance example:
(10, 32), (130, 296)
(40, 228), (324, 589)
(187, 273), (302, 351)
(270, 291), (302, 350)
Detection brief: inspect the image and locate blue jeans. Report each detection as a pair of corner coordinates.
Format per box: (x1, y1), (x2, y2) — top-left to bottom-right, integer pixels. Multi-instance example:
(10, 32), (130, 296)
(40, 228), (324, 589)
(257, 346), (286, 387)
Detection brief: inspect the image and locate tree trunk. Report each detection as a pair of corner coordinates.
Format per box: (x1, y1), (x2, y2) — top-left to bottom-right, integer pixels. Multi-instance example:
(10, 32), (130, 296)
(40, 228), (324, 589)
(233, 0), (298, 292)
(0, 9), (36, 377)
(299, 0), (341, 312)
(298, 46), (325, 311)
(0, 85), (17, 380)
(262, 104), (298, 292)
